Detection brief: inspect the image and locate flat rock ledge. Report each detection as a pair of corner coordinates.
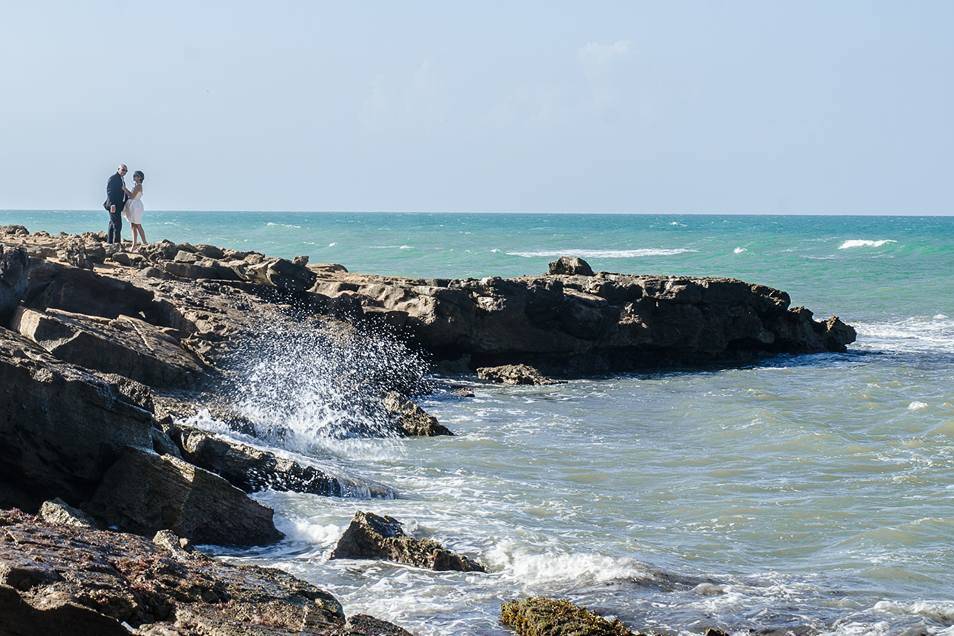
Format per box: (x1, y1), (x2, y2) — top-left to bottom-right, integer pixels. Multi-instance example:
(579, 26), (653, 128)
(331, 511), (485, 573)
(0, 509), (411, 635)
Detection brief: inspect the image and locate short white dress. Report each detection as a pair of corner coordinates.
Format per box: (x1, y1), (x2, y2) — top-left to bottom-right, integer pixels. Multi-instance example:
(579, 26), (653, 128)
(124, 189), (144, 224)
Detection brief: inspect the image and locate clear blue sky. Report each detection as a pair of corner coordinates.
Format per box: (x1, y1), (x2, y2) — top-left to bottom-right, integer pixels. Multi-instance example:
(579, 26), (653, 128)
(2, 1), (952, 213)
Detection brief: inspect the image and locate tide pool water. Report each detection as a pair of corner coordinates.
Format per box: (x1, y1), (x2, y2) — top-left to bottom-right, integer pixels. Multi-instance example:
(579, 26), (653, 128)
(3, 210), (953, 634)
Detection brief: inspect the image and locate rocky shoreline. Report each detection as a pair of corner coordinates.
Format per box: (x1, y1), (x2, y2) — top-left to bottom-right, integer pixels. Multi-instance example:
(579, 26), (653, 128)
(0, 226), (856, 634)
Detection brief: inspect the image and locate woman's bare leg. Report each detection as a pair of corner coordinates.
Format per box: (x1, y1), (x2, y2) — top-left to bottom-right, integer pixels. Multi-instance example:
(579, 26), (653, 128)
(137, 225), (148, 246)
(130, 224), (140, 251)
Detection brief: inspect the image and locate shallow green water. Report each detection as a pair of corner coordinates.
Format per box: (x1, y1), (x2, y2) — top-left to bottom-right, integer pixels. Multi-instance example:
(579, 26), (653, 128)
(4, 211), (953, 634)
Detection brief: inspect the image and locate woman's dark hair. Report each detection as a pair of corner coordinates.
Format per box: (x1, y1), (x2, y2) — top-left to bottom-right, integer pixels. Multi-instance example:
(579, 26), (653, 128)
(133, 170), (145, 182)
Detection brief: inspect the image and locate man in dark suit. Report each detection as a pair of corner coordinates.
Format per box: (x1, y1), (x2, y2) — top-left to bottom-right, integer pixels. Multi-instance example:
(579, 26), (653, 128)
(106, 164), (128, 244)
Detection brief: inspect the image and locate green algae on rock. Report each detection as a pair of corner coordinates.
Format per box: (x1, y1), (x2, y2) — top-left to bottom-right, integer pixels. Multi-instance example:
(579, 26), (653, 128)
(500, 597), (640, 636)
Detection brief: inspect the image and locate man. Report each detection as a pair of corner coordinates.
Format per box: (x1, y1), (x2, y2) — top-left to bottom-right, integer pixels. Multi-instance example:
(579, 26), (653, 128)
(106, 164), (128, 244)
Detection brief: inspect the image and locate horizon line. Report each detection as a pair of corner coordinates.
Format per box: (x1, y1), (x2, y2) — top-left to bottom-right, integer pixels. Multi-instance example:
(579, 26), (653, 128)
(1, 208), (952, 217)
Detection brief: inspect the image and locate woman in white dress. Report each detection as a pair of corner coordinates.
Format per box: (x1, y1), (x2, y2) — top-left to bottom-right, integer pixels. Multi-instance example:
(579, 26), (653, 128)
(123, 170), (147, 252)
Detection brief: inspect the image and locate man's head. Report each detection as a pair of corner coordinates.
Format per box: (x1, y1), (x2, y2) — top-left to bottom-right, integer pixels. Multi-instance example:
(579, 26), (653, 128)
(117, 164), (128, 176)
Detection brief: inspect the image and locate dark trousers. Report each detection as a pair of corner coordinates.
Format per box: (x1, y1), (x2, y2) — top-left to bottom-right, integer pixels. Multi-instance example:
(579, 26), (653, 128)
(107, 211), (123, 244)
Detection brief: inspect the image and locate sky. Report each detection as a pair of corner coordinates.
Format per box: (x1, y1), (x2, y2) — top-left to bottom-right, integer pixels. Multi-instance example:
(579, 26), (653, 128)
(1, 1), (952, 214)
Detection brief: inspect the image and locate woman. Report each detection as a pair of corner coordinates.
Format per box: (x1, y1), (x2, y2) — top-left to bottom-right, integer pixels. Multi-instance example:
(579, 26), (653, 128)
(123, 170), (147, 251)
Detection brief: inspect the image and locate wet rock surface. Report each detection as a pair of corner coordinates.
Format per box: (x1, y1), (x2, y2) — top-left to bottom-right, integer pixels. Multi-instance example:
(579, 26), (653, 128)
(382, 391), (453, 436)
(500, 597), (640, 636)
(476, 363), (558, 386)
(0, 509), (410, 635)
(331, 511), (485, 573)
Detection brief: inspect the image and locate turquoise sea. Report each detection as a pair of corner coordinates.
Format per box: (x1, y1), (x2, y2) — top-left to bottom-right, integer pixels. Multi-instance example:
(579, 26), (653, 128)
(4, 210), (954, 635)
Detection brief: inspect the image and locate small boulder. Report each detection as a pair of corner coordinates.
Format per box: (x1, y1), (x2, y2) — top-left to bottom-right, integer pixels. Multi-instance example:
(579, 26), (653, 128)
(193, 244), (225, 259)
(39, 498), (98, 529)
(548, 255), (594, 276)
(57, 239), (93, 270)
(152, 529), (193, 556)
(476, 364), (558, 386)
(330, 511), (485, 573)
(246, 258), (317, 292)
(293, 254), (310, 267)
(382, 391), (452, 436)
(500, 597), (638, 636)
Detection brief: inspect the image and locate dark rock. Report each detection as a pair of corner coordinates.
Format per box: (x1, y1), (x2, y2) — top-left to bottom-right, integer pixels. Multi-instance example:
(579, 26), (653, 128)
(0, 508), (357, 634)
(58, 238), (94, 270)
(382, 391), (452, 436)
(247, 258), (317, 292)
(0, 327), (154, 503)
(294, 255), (310, 267)
(548, 255), (595, 276)
(500, 597), (639, 636)
(38, 498), (98, 528)
(107, 251), (146, 267)
(0, 244), (29, 323)
(477, 364), (558, 386)
(24, 261), (156, 320)
(331, 614), (414, 635)
(166, 424), (394, 498)
(331, 511), (484, 572)
(11, 306), (204, 388)
(86, 447), (283, 546)
(194, 244), (225, 259)
(152, 529), (194, 556)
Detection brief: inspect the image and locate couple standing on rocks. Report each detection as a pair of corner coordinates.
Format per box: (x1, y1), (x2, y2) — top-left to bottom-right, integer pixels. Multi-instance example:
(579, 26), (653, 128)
(105, 163), (148, 251)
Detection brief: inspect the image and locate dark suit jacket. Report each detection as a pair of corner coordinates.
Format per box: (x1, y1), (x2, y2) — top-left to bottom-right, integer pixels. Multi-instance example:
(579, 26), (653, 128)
(106, 173), (127, 211)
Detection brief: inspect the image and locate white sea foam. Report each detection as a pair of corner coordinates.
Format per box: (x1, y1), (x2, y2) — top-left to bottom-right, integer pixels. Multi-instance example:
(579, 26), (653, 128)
(838, 239), (896, 249)
(266, 222), (302, 229)
(853, 314), (954, 354)
(733, 247), (746, 254)
(507, 248), (696, 258)
(907, 401), (929, 411)
(872, 599), (954, 623)
(327, 242), (337, 247)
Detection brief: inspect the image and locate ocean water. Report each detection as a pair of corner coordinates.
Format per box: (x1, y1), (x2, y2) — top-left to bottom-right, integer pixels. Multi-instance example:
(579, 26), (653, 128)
(3, 210), (954, 634)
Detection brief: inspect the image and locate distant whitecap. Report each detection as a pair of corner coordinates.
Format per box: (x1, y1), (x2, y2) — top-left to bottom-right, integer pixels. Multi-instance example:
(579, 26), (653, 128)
(507, 248), (696, 258)
(838, 239), (896, 249)
(733, 247), (746, 254)
(908, 401), (928, 411)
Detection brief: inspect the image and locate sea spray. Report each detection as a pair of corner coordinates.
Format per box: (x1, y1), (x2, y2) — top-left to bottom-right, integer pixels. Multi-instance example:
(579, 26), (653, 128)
(216, 314), (431, 458)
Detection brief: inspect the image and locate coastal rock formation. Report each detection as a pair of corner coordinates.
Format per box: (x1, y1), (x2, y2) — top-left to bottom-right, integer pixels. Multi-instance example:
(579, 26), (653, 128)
(500, 597), (639, 636)
(38, 498), (99, 529)
(86, 447), (282, 546)
(383, 391), (453, 436)
(477, 364), (558, 386)
(165, 422), (395, 498)
(331, 511), (485, 573)
(548, 255), (595, 277)
(0, 244), (29, 322)
(310, 262), (857, 375)
(0, 509), (410, 635)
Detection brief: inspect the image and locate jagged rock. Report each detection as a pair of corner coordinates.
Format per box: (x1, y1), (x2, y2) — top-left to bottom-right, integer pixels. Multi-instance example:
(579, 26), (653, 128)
(247, 258), (317, 292)
(382, 391), (452, 436)
(38, 498), (98, 529)
(0, 224), (29, 237)
(165, 424), (394, 498)
(332, 614), (414, 636)
(330, 511), (484, 573)
(86, 447), (283, 546)
(152, 529), (193, 556)
(107, 251), (145, 267)
(104, 243), (122, 257)
(173, 250), (198, 263)
(548, 255), (595, 276)
(11, 306), (205, 388)
(24, 260), (157, 320)
(0, 327), (154, 503)
(500, 597), (639, 636)
(194, 244), (225, 259)
(58, 239), (93, 270)
(476, 364), (558, 386)
(0, 244), (29, 322)
(0, 508), (402, 635)
(294, 255), (310, 267)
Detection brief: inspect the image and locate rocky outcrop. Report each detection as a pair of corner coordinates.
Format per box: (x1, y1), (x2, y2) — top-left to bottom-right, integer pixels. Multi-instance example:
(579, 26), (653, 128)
(311, 265), (857, 375)
(331, 511), (485, 573)
(86, 447), (282, 546)
(382, 391), (452, 436)
(0, 509), (410, 635)
(11, 306), (204, 388)
(0, 244), (28, 322)
(0, 327), (155, 503)
(477, 364), (558, 386)
(38, 498), (98, 529)
(548, 255), (594, 276)
(165, 423), (395, 498)
(500, 597), (639, 636)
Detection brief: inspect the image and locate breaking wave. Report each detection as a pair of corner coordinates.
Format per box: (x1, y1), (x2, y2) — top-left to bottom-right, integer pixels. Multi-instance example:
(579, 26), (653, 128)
(838, 239), (896, 249)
